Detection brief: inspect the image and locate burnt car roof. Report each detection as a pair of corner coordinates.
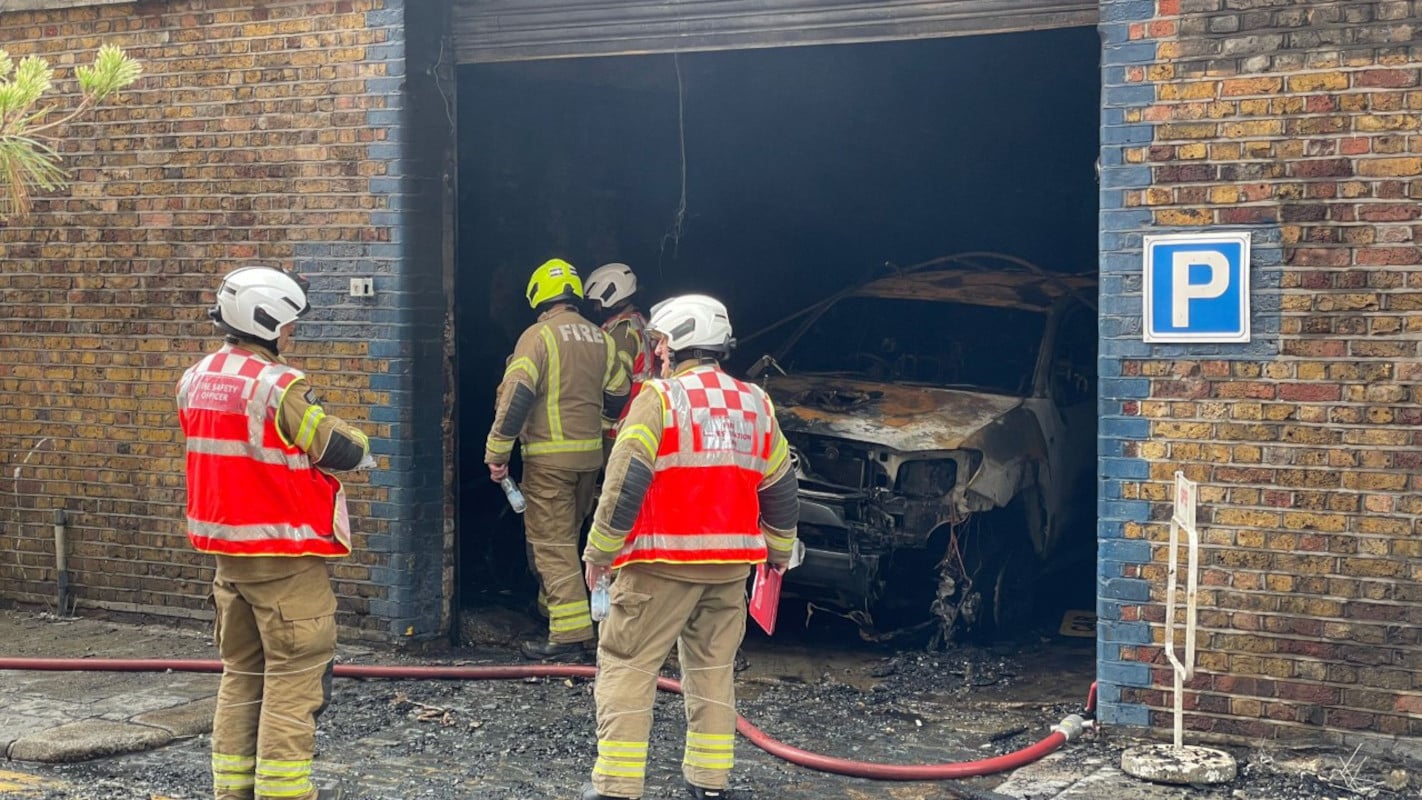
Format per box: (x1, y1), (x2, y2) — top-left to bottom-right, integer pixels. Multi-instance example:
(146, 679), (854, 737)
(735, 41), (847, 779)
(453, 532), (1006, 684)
(854, 270), (1097, 312)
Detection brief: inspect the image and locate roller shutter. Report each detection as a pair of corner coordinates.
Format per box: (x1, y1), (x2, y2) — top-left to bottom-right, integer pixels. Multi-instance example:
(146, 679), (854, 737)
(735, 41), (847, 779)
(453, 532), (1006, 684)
(452, 0), (1099, 63)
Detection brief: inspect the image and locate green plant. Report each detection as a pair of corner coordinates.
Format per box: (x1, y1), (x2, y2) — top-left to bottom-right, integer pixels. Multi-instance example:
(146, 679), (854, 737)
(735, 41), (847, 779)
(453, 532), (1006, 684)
(0, 44), (142, 220)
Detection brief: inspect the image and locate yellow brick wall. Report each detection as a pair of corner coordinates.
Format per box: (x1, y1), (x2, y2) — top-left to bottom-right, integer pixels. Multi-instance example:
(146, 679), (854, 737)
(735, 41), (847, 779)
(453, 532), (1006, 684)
(1102, 0), (1422, 744)
(0, 0), (407, 639)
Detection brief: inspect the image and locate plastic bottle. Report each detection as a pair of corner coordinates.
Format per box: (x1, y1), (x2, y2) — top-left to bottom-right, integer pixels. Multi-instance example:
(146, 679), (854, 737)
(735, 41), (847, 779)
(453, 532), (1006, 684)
(590, 572), (611, 622)
(500, 476), (526, 514)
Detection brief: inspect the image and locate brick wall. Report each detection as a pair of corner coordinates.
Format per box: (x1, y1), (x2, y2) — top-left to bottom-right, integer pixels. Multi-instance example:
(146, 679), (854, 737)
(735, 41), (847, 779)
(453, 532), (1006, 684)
(0, 0), (451, 641)
(1098, 0), (1422, 752)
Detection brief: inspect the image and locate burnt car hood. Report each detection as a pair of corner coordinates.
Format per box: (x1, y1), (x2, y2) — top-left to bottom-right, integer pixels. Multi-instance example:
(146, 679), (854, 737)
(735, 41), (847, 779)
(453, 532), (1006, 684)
(762, 374), (1024, 452)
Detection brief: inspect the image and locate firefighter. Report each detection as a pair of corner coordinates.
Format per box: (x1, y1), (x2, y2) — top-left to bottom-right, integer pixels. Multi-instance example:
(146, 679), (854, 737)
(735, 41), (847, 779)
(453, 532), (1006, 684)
(177, 266), (371, 800)
(487, 258), (630, 661)
(584, 263), (654, 462)
(579, 295), (800, 800)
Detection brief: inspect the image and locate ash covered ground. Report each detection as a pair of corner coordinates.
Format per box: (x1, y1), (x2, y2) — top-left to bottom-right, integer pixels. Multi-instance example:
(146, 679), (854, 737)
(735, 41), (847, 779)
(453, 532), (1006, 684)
(19, 603), (1421, 800)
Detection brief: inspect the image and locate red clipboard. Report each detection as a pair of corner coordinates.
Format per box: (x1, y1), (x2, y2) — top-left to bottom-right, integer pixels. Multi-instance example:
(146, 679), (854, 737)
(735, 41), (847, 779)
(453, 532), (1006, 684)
(749, 563), (783, 636)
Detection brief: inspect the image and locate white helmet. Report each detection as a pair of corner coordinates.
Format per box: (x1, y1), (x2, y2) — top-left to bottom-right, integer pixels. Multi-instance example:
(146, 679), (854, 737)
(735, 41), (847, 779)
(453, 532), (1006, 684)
(209, 265), (310, 342)
(585, 262), (637, 308)
(647, 294), (734, 354)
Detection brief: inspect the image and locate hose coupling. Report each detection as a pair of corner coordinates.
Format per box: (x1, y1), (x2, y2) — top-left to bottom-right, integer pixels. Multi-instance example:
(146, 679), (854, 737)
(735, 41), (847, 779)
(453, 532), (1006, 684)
(1051, 714), (1088, 742)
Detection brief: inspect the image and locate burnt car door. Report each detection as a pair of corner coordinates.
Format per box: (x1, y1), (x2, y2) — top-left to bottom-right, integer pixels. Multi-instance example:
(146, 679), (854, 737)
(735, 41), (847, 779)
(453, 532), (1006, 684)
(1036, 299), (1098, 559)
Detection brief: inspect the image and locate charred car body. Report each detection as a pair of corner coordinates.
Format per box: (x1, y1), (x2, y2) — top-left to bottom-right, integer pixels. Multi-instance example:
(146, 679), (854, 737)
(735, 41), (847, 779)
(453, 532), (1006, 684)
(750, 262), (1098, 643)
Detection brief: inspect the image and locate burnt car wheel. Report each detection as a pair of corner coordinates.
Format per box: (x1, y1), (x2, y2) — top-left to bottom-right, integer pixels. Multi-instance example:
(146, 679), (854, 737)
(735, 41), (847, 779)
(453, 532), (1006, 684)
(948, 537), (1038, 643)
(986, 541), (1039, 632)
(931, 505), (1041, 645)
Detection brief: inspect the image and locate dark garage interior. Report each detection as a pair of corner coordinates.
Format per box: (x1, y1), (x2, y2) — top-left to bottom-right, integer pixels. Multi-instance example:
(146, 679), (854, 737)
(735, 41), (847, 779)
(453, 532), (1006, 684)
(452, 25), (1102, 639)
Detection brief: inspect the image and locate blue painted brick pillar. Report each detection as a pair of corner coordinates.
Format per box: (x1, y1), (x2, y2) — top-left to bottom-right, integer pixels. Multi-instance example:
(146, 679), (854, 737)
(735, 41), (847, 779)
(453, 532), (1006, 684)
(299, 0), (451, 641)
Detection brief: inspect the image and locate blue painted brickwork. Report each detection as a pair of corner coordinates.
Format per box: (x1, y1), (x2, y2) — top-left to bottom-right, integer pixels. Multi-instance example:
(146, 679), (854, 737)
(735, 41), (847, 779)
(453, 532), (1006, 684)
(1097, 0), (1285, 729)
(356, 0), (446, 641)
(1098, 0), (1166, 730)
(297, 0), (446, 640)
(1095, 0), (1160, 731)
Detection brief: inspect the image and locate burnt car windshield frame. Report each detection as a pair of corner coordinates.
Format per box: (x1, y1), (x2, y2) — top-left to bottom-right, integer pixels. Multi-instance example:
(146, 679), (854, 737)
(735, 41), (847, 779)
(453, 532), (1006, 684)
(775, 294), (1049, 396)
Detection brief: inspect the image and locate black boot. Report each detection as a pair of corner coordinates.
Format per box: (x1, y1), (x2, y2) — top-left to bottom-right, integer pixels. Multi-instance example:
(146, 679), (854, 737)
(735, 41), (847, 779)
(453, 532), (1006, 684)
(685, 780), (736, 799)
(579, 781), (636, 800)
(520, 638), (593, 662)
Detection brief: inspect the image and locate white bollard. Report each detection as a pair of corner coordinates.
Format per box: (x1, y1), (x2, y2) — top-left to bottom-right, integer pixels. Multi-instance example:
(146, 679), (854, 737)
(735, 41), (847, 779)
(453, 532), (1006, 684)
(1120, 471), (1236, 787)
(1164, 470), (1200, 750)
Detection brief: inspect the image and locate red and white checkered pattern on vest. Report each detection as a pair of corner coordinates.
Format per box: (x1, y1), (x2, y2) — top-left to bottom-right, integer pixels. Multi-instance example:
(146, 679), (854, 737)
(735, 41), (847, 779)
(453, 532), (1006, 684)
(612, 365), (773, 568)
(177, 345), (352, 557)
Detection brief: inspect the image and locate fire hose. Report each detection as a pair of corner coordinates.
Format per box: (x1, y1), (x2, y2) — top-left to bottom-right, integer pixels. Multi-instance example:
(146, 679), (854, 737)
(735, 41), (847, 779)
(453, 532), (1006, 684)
(0, 657), (1095, 784)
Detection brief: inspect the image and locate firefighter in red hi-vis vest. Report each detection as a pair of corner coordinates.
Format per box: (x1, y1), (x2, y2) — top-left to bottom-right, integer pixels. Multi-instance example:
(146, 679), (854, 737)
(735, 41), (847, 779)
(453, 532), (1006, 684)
(177, 266), (371, 800)
(580, 295), (800, 800)
(584, 263), (655, 464)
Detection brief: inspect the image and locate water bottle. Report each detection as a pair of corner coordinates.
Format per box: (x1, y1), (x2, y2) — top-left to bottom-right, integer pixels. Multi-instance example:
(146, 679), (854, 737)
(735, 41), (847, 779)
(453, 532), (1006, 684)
(500, 476), (526, 514)
(590, 572), (611, 622)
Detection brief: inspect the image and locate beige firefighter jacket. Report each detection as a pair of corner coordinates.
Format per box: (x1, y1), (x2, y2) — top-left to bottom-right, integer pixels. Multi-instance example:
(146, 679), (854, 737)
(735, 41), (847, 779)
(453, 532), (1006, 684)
(486, 305), (630, 471)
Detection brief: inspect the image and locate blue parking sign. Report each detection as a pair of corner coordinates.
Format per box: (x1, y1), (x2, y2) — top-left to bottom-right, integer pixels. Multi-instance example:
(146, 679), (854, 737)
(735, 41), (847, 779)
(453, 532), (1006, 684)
(1142, 231), (1251, 343)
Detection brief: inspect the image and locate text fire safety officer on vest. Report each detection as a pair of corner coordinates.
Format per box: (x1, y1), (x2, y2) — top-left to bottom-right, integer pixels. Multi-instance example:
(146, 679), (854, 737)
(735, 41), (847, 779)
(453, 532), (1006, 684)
(177, 265), (371, 800)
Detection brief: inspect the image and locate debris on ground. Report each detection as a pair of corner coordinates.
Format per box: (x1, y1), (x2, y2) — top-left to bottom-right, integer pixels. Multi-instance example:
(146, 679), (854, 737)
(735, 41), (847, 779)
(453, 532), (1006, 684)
(5, 606), (1420, 800)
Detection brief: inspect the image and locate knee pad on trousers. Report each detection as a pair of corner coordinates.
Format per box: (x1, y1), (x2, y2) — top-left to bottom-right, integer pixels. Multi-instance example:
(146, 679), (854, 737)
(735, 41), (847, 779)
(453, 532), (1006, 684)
(314, 659), (334, 720)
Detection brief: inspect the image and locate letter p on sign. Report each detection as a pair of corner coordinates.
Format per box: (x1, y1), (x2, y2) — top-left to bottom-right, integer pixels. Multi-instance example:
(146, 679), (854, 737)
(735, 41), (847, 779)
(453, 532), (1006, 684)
(1143, 232), (1251, 343)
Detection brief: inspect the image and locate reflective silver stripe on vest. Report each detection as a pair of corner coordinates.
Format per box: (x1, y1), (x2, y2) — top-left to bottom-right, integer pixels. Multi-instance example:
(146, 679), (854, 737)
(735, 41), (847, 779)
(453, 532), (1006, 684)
(260, 370), (298, 415)
(257, 364), (304, 443)
(654, 451), (772, 472)
(188, 517), (328, 544)
(214, 348), (304, 444)
(660, 378), (697, 452)
(620, 532), (765, 558)
(184, 436), (311, 469)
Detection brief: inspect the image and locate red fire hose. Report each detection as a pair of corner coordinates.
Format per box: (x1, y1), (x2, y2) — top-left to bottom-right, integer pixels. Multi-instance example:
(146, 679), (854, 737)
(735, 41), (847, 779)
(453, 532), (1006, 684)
(0, 657), (1092, 781)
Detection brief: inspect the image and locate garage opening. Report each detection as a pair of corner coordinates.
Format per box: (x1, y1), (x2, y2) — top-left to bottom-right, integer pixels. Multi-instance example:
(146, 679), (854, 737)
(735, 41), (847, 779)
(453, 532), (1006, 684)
(453, 25), (1101, 644)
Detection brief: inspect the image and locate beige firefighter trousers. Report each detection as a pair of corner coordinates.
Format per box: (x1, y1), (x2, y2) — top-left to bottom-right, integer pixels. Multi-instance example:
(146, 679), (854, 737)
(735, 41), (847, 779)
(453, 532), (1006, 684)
(592, 566), (747, 798)
(211, 564), (337, 800)
(523, 461), (599, 643)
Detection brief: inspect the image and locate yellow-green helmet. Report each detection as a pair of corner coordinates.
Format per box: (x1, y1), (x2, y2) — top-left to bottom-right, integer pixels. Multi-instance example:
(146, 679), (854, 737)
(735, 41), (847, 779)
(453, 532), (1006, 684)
(526, 258), (584, 309)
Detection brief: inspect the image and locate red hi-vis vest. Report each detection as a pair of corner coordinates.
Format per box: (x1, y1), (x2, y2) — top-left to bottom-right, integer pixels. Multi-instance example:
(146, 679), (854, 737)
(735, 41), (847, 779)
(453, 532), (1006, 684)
(177, 345), (352, 557)
(612, 366), (774, 568)
(603, 310), (654, 436)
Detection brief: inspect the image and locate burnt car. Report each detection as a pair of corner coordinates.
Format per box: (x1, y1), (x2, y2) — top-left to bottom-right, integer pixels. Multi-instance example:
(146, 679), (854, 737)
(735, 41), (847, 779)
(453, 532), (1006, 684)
(749, 263), (1097, 643)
